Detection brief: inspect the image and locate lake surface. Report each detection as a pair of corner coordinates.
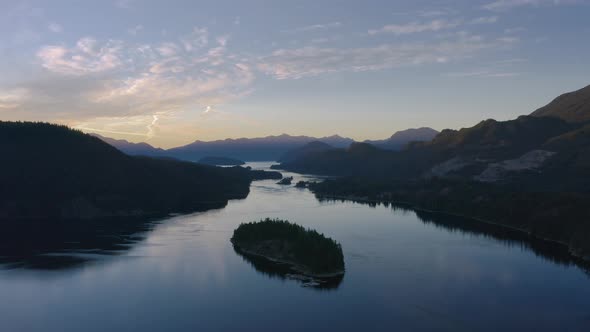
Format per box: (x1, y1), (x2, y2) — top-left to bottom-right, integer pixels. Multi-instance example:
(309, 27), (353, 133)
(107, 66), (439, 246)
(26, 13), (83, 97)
(1, 162), (589, 331)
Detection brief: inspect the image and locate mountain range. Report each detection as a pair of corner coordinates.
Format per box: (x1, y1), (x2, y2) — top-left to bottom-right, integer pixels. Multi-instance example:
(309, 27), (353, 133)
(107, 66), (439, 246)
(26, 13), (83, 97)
(95, 129), (439, 162)
(274, 84), (590, 192)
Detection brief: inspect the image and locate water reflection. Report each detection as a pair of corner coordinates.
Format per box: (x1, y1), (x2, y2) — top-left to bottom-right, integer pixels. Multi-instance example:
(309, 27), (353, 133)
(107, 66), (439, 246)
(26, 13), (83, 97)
(232, 244), (344, 290)
(317, 197), (590, 275)
(0, 202), (227, 270)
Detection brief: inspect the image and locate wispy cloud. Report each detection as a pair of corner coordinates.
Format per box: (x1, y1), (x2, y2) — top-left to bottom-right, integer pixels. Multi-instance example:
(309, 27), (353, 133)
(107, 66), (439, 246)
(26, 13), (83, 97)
(115, 0), (133, 9)
(283, 22), (342, 33)
(48, 22), (63, 33)
(483, 0), (586, 11)
(0, 26), (253, 143)
(445, 70), (520, 78)
(127, 25), (143, 35)
(0, 88), (29, 109)
(470, 16), (499, 24)
(368, 19), (460, 35)
(258, 33), (515, 80)
(37, 38), (122, 75)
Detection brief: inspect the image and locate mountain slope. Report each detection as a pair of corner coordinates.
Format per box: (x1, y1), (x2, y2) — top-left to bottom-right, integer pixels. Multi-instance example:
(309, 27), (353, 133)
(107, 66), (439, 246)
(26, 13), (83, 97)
(531, 84), (590, 123)
(365, 127), (439, 151)
(0, 122), (265, 219)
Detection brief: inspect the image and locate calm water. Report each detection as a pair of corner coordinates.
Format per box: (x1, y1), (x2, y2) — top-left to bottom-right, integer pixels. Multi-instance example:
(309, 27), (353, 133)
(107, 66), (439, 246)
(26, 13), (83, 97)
(1, 162), (589, 331)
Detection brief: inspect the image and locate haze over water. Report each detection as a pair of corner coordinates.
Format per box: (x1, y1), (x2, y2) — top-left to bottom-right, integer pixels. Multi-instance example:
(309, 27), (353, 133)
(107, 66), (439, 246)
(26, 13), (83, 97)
(1, 163), (589, 331)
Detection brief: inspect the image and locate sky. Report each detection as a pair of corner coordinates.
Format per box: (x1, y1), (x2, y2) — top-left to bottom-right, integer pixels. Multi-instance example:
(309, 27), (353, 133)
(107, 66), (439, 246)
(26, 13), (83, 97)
(1, 0), (589, 148)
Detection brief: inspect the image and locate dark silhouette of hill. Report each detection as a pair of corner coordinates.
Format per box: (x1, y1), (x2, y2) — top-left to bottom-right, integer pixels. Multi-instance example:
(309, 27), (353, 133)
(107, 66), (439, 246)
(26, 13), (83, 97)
(198, 156), (245, 166)
(364, 127), (439, 151)
(531, 84), (590, 123)
(92, 133), (166, 157)
(0, 121), (274, 220)
(278, 141), (335, 163)
(166, 134), (354, 162)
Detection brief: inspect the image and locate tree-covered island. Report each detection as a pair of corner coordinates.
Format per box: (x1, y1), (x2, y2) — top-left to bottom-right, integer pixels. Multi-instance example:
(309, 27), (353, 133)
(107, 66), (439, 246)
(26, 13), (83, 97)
(231, 218), (345, 277)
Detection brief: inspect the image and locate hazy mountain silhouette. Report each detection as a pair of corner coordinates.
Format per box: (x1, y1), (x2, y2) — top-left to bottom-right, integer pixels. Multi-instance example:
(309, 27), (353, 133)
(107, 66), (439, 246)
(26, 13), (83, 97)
(96, 130), (440, 162)
(364, 127), (439, 151)
(166, 134), (354, 161)
(93, 133), (166, 157)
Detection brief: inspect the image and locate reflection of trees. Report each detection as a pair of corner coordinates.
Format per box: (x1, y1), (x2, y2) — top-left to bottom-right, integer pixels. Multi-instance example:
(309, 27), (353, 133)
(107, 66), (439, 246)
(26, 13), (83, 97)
(232, 245), (344, 290)
(0, 203), (227, 270)
(317, 197), (590, 275)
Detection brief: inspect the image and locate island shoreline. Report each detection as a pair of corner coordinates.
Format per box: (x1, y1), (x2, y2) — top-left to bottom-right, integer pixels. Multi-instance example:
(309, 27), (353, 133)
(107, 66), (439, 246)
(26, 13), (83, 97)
(231, 241), (345, 279)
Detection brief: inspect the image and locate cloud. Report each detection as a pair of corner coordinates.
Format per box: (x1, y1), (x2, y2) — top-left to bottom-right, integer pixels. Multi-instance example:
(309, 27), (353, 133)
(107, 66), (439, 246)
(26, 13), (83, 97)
(181, 27), (208, 51)
(0, 28), (253, 142)
(127, 25), (143, 35)
(37, 38), (122, 75)
(115, 0), (133, 9)
(48, 23), (63, 33)
(0, 88), (29, 109)
(470, 16), (499, 24)
(445, 70), (520, 78)
(258, 33), (513, 80)
(418, 10), (454, 17)
(368, 19), (460, 35)
(157, 42), (179, 56)
(483, 0), (586, 11)
(283, 22), (342, 33)
(147, 114), (159, 138)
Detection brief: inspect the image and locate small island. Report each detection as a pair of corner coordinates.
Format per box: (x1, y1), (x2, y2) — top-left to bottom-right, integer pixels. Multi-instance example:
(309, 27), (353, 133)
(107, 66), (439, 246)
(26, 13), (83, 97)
(277, 176), (293, 185)
(198, 156), (245, 166)
(295, 180), (309, 188)
(231, 218), (345, 278)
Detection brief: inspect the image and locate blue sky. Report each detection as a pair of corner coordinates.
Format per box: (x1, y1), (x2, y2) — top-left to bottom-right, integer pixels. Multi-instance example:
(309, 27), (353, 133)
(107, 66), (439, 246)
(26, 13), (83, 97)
(1, 0), (589, 147)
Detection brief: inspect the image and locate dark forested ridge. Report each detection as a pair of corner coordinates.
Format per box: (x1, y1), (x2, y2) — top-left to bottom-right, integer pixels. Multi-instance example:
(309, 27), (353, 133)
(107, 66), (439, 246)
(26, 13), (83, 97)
(0, 121), (276, 220)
